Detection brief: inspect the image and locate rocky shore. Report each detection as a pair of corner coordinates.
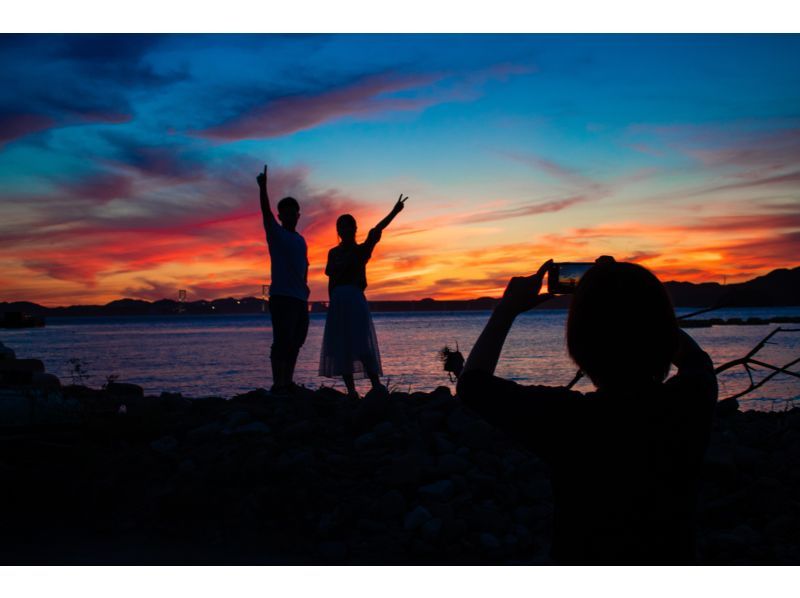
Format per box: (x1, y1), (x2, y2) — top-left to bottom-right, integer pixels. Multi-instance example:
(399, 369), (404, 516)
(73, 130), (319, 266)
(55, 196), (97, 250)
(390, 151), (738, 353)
(1, 341), (799, 564)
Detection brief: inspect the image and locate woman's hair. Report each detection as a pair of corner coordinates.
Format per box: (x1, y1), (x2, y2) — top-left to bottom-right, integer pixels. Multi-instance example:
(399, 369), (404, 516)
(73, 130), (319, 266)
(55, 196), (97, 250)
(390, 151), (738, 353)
(336, 214), (356, 230)
(336, 214), (357, 243)
(566, 261), (678, 389)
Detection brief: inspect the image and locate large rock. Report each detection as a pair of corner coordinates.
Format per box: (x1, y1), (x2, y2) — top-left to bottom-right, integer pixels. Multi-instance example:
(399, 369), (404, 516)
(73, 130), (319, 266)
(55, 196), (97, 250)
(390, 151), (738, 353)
(354, 431), (378, 449)
(151, 436), (179, 453)
(186, 421), (224, 442)
(373, 490), (408, 519)
(445, 407), (472, 434)
(420, 517), (443, 541)
(479, 532), (501, 550)
(231, 421), (271, 435)
(0, 359), (45, 385)
(0, 388), (81, 426)
(418, 480), (455, 501)
(437, 454), (470, 475)
(460, 420), (496, 450)
(378, 454), (423, 487)
(105, 382), (144, 399)
(404, 506), (433, 531)
(0, 342), (16, 360)
(353, 387), (390, 431)
(0, 358), (43, 374)
(31, 372), (61, 393)
(318, 541), (347, 562)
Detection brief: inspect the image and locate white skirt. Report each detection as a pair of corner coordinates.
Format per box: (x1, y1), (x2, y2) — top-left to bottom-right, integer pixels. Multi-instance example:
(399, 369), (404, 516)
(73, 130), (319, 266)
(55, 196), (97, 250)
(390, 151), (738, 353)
(319, 284), (383, 378)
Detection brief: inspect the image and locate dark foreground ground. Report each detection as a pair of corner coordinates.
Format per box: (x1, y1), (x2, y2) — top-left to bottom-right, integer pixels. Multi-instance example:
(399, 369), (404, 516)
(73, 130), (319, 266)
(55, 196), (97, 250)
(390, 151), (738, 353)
(1, 381), (800, 565)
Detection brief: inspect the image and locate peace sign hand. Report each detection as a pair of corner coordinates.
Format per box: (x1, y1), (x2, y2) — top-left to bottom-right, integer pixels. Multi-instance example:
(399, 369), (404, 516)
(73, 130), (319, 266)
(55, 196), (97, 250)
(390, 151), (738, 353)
(394, 194), (408, 213)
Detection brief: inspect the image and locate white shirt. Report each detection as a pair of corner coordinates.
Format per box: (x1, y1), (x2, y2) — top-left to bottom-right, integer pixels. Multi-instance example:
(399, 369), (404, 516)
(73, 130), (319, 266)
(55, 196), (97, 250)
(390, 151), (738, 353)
(267, 219), (309, 301)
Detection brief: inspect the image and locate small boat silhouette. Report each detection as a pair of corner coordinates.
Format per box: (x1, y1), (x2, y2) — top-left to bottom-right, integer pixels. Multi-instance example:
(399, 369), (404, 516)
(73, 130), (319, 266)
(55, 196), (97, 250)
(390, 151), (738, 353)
(1, 311), (45, 328)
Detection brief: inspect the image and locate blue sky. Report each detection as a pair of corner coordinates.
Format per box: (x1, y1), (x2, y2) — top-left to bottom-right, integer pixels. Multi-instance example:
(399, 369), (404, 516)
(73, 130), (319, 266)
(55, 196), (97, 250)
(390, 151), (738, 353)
(1, 34), (799, 304)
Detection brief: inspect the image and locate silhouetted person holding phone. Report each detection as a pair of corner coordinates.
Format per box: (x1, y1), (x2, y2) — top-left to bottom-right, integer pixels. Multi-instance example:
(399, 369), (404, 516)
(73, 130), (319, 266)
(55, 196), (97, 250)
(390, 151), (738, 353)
(319, 195), (408, 398)
(458, 258), (717, 563)
(257, 165), (309, 395)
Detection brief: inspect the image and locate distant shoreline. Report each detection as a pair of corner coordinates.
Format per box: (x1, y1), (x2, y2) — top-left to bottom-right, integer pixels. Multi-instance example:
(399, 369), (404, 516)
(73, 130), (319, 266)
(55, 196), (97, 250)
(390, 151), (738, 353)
(2, 266), (799, 317)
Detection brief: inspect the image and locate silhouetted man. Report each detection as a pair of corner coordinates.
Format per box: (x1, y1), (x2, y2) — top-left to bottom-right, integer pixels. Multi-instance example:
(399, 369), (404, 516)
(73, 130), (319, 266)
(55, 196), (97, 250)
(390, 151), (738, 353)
(257, 165), (309, 395)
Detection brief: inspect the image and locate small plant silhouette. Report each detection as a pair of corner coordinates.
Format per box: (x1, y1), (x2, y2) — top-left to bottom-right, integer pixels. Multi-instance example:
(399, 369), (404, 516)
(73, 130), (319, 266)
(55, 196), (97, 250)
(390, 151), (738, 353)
(67, 358), (91, 386)
(439, 344), (464, 382)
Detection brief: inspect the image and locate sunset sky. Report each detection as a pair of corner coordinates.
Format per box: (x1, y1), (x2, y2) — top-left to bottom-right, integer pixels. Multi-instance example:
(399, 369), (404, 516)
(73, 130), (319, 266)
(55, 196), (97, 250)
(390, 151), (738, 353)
(1, 34), (799, 306)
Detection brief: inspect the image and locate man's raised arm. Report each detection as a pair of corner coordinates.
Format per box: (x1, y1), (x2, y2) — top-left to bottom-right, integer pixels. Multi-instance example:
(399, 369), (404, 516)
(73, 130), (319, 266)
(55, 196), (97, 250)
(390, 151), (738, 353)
(257, 164), (277, 236)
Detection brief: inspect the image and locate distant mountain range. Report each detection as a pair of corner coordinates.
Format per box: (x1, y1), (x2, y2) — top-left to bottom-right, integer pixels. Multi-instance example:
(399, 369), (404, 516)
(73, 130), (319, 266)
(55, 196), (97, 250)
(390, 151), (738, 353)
(2, 266), (799, 317)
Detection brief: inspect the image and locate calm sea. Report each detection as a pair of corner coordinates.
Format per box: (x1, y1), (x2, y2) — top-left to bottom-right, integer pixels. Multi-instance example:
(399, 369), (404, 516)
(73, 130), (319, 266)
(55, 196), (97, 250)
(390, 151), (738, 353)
(2, 308), (799, 411)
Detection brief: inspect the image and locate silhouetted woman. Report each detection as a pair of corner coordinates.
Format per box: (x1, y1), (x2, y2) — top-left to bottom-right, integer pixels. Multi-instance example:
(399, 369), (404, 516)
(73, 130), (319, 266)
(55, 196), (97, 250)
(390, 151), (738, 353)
(458, 258), (717, 563)
(320, 195), (408, 398)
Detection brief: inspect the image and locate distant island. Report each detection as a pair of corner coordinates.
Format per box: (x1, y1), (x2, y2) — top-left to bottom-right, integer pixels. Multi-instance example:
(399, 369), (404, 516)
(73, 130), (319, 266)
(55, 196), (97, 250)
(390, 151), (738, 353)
(2, 266), (799, 318)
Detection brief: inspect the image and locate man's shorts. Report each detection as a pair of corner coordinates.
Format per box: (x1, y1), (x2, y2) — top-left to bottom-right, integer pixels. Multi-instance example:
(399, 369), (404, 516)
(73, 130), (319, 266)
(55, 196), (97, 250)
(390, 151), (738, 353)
(268, 295), (309, 361)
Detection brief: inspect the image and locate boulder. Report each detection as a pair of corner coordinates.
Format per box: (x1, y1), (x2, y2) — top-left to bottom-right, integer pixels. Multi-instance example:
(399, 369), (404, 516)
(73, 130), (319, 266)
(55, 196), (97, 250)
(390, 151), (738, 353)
(353, 387), (390, 431)
(318, 541), (347, 562)
(226, 410), (253, 428)
(0, 388), (32, 426)
(231, 421), (271, 435)
(357, 518), (387, 534)
(186, 422), (223, 442)
(151, 436), (179, 453)
(418, 480), (455, 501)
(378, 454), (423, 487)
(0, 358), (44, 374)
(460, 420), (496, 450)
(373, 421), (394, 437)
(31, 372), (61, 393)
(354, 431), (378, 449)
(434, 433), (457, 455)
(105, 382), (144, 399)
(445, 407), (472, 434)
(0, 342), (15, 360)
(420, 517), (443, 541)
(404, 506), (433, 531)
(373, 490), (407, 519)
(438, 454), (470, 475)
(479, 532), (501, 550)
(0, 359), (45, 385)
(283, 420), (314, 441)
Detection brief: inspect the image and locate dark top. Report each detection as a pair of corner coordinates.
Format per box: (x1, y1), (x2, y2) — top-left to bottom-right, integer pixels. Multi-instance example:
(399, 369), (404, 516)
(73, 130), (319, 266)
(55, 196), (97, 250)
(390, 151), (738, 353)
(325, 228), (382, 293)
(457, 356), (717, 564)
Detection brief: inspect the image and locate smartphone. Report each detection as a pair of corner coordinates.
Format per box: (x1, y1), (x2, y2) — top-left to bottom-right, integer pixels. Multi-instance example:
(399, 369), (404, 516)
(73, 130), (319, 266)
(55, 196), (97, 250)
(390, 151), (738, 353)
(547, 262), (594, 294)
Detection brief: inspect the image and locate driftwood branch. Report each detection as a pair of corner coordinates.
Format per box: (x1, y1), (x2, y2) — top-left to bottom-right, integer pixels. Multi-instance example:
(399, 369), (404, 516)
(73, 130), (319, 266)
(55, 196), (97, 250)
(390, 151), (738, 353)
(566, 326), (800, 404)
(714, 327), (800, 403)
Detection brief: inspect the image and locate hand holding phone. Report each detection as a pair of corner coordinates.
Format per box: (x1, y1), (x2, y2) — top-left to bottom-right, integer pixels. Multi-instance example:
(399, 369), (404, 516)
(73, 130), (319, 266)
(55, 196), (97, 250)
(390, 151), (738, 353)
(497, 259), (553, 316)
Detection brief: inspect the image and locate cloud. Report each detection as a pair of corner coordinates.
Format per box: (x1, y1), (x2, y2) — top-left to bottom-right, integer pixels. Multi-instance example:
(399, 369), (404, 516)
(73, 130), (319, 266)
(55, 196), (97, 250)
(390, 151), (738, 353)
(0, 113), (55, 146)
(457, 196), (590, 225)
(1, 160), (371, 297)
(693, 170), (800, 195)
(62, 171), (135, 203)
(197, 72), (442, 141)
(100, 132), (208, 182)
(392, 194), (591, 237)
(502, 151), (605, 191)
(0, 35), (185, 146)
